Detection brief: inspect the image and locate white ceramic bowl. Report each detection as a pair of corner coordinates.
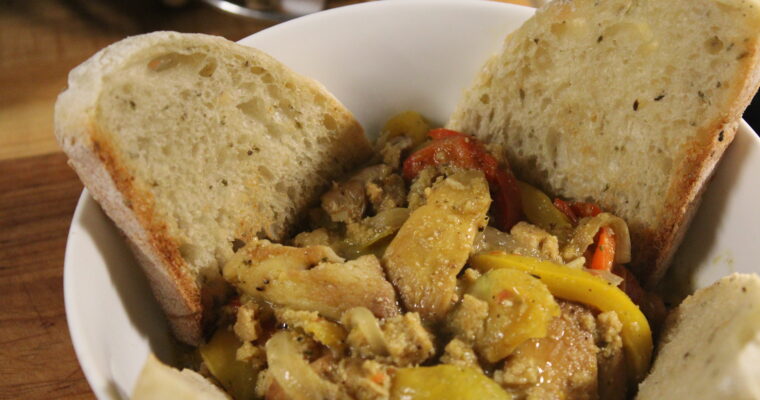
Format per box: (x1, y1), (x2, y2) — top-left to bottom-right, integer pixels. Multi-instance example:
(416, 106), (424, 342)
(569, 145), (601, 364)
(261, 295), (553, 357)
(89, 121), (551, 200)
(63, 0), (760, 398)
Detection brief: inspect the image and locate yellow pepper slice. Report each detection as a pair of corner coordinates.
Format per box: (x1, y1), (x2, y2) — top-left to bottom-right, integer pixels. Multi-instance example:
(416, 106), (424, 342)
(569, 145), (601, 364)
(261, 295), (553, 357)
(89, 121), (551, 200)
(391, 365), (512, 400)
(466, 269), (560, 363)
(382, 110), (431, 146)
(517, 181), (572, 231)
(470, 252), (653, 383)
(199, 328), (258, 400)
(300, 317), (347, 350)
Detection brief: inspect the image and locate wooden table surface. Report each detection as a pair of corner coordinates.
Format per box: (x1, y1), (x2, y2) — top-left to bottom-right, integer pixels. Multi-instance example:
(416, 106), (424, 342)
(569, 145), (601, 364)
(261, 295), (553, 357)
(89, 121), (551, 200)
(0, 1), (536, 399)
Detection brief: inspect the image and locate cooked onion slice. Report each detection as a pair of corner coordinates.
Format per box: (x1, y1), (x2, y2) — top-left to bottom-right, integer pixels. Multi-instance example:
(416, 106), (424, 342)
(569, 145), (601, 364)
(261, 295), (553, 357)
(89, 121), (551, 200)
(473, 226), (520, 254)
(588, 268), (625, 287)
(562, 213), (631, 264)
(341, 207), (411, 254)
(265, 332), (340, 400)
(341, 307), (389, 356)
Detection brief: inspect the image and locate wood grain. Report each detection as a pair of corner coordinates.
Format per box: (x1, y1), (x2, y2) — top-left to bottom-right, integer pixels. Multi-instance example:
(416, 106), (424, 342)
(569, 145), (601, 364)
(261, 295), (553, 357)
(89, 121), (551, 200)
(0, 153), (87, 399)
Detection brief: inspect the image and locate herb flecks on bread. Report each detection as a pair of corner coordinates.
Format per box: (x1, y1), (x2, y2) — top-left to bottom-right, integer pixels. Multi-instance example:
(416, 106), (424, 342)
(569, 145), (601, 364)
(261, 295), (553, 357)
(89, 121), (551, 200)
(637, 273), (760, 399)
(54, 32), (371, 344)
(448, 0), (760, 286)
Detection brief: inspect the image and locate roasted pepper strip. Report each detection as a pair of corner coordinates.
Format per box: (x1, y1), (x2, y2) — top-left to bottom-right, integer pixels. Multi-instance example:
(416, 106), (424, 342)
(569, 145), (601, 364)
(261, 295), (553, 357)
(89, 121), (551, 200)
(470, 252), (653, 383)
(552, 198), (579, 224)
(402, 131), (479, 180)
(402, 129), (522, 231)
(517, 181), (572, 231)
(589, 226), (616, 271)
(553, 198), (603, 225)
(570, 201), (602, 218)
(391, 365), (512, 400)
(382, 110), (430, 146)
(199, 328), (259, 400)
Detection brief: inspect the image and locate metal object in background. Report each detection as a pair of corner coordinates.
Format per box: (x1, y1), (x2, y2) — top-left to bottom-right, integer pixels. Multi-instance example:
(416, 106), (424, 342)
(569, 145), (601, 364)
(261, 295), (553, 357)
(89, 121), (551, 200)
(200, 0), (326, 21)
(198, 1), (550, 22)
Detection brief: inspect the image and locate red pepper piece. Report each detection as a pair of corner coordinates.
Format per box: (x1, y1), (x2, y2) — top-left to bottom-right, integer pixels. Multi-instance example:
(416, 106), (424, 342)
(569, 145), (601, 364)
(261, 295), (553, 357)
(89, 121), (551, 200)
(553, 198), (603, 225)
(570, 201), (602, 218)
(402, 135), (479, 180)
(589, 226), (616, 271)
(553, 198), (578, 224)
(496, 289), (514, 302)
(402, 129), (523, 231)
(428, 128), (465, 140)
(612, 264), (666, 329)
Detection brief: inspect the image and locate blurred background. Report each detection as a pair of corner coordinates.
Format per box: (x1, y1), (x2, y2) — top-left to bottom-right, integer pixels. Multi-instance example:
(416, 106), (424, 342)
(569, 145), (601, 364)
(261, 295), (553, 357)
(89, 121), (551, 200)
(0, 0), (368, 161)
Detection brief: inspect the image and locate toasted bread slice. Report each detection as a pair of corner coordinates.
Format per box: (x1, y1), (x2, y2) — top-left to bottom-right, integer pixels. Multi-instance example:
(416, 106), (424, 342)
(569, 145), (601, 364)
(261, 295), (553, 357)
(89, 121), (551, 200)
(54, 32), (371, 344)
(448, 0), (760, 286)
(637, 273), (760, 399)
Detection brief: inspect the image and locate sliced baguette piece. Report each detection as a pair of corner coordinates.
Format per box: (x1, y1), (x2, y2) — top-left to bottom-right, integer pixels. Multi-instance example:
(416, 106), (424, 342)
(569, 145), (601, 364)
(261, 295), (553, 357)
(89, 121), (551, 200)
(132, 354), (230, 400)
(54, 31), (371, 344)
(637, 273), (760, 399)
(448, 0), (760, 286)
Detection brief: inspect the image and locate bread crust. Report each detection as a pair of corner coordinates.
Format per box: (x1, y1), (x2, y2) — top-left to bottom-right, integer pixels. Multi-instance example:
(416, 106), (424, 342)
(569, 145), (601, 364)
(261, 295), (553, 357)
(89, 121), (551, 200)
(55, 33), (204, 343)
(448, 0), (760, 287)
(638, 273), (760, 399)
(55, 32), (370, 344)
(645, 30), (760, 285)
(61, 122), (203, 344)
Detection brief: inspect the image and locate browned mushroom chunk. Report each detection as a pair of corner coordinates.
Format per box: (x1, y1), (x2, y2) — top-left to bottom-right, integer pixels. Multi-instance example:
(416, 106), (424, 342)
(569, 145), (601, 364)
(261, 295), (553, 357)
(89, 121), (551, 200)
(495, 302), (602, 400)
(223, 241), (400, 320)
(382, 170), (490, 322)
(321, 179), (367, 223)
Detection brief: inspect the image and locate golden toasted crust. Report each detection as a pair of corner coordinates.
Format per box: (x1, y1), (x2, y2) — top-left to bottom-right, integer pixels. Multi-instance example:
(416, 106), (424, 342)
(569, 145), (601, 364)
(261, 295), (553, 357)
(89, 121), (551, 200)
(66, 122), (201, 343)
(55, 32), (371, 344)
(645, 35), (760, 285)
(448, 0), (760, 286)
(63, 123), (202, 344)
